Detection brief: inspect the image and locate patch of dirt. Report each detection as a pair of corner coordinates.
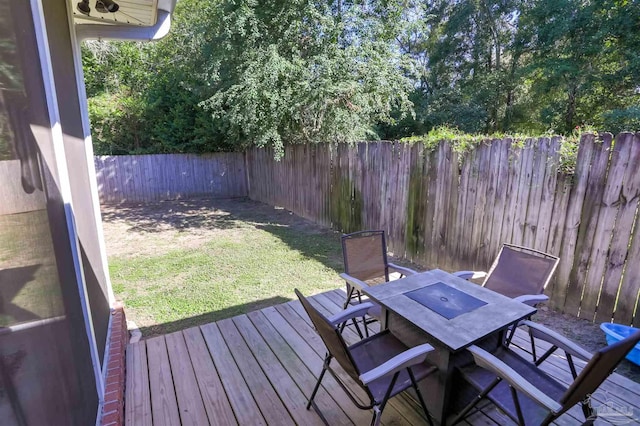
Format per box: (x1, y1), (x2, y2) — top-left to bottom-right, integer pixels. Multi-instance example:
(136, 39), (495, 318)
(101, 197), (336, 259)
(532, 306), (640, 383)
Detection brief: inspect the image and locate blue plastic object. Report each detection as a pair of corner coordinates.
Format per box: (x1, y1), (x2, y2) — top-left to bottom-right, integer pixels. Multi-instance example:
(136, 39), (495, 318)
(600, 322), (640, 366)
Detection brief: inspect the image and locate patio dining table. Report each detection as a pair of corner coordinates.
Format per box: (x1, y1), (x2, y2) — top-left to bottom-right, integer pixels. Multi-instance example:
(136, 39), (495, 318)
(360, 269), (536, 425)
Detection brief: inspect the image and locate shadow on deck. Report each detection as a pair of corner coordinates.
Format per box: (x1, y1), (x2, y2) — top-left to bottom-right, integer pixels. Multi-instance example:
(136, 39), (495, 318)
(124, 289), (640, 425)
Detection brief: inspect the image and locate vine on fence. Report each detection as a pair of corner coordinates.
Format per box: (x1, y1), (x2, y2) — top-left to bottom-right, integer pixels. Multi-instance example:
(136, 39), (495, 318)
(398, 127), (609, 176)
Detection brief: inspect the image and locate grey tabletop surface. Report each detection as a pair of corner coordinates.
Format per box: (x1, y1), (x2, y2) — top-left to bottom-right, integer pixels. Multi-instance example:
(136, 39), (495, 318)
(363, 269), (536, 351)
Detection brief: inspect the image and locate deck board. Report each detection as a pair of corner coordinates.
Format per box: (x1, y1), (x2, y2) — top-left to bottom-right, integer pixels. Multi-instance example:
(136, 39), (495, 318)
(182, 327), (237, 425)
(146, 336), (181, 426)
(216, 318), (296, 426)
(257, 307), (374, 425)
(165, 331), (210, 425)
(125, 339), (152, 426)
(125, 290), (640, 425)
(200, 322), (267, 425)
(245, 310), (354, 426)
(233, 314), (326, 426)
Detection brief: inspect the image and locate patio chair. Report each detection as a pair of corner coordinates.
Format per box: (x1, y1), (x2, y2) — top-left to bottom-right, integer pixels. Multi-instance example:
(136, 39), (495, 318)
(451, 320), (640, 425)
(458, 243), (559, 303)
(458, 244), (559, 345)
(340, 230), (417, 308)
(339, 230), (418, 337)
(340, 230), (479, 337)
(295, 289), (437, 426)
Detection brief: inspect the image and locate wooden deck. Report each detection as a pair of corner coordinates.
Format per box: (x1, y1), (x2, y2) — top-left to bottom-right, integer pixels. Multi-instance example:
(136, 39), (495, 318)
(125, 290), (640, 425)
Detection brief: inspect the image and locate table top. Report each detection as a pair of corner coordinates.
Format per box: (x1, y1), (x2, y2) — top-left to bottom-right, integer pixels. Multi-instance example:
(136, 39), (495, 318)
(362, 269), (536, 352)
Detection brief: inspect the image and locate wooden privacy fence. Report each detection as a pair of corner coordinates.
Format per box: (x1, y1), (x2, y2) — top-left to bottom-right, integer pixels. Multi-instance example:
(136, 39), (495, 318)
(94, 153), (247, 203)
(247, 133), (640, 326)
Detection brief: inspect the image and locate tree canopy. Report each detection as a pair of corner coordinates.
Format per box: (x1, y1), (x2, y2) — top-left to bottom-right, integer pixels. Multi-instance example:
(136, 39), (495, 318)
(83, 0), (640, 155)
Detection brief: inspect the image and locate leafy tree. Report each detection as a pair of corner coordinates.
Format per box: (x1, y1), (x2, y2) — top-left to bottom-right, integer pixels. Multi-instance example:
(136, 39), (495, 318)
(84, 0), (415, 157)
(396, 0), (523, 134)
(495, 0), (640, 133)
(193, 0), (414, 157)
(82, 0), (640, 153)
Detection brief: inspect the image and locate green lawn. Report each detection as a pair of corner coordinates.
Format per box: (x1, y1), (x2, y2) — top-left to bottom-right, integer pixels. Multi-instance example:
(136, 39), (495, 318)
(107, 200), (346, 337)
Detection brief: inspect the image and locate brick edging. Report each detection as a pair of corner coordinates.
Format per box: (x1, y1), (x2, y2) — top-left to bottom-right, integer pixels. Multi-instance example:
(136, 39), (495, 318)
(100, 302), (128, 426)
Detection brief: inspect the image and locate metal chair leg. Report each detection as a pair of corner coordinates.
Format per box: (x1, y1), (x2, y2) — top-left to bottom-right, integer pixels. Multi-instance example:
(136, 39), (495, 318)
(506, 323), (518, 346)
(307, 355), (331, 410)
(510, 385), (525, 425)
(370, 406), (382, 426)
(370, 372), (399, 426)
(530, 327), (538, 362)
(337, 315), (364, 338)
(408, 368), (434, 426)
(450, 377), (502, 424)
(580, 400), (594, 421)
(352, 318), (364, 339)
(344, 285), (355, 309)
(363, 315), (369, 338)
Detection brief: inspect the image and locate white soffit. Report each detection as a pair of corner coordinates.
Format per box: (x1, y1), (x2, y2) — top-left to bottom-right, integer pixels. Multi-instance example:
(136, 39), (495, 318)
(71, 0), (158, 27)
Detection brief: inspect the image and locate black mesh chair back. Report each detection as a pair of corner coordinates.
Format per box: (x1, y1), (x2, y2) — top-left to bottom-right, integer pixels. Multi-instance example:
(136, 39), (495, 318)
(484, 244), (559, 299)
(342, 230), (389, 284)
(295, 289), (362, 385)
(560, 329), (640, 413)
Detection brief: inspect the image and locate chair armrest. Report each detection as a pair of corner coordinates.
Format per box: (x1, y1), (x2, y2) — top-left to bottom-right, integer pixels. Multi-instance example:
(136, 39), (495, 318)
(327, 302), (375, 326)
(521, 321), (592, 362)
(388, 263), (418, 276)
(453, 270), (487, 280)
(359, 343), (434, 385)
(467, 345), (563, 414)
(513, 294), (549, 307)
(340, 273), (371, 292)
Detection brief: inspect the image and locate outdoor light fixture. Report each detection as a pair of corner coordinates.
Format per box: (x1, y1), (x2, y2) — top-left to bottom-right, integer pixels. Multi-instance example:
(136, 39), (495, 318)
(76, 0), (120, 16)
(96, 0), (120, 13)
(77, 0), (90, 15)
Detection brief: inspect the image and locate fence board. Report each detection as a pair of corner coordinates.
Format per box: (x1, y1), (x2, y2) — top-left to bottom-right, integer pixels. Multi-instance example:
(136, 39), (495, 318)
(422, 146), (438, 267)
(387, 144), (401, 257)
(597, 133), (640, 323)
(470, 143), (491, 269)
(95, 153), (247, 204)
(482, 140), (503, 267)
(405, 144), (424, 263)
(523, 138), (548, 249)
(365, 143), (379, 230)
(535, 137), (561, 255)
(475, 141), (496, 268)
(485, 139), (510, 266)
(580, 134), (632, 320)
(498, 139), (523, 248)
(460, 147), (480, 268)
(550, 135), (596, 311)
(452, 148), (471, 266)
(378, 144), (391, 248)
(623, 175), (640, 327)
(565, 134), (613, 317)
(439, 143), (455, 268)
(511, 139), (535, 246)
(453, 148), (469, 267)
(442, 146), (459, 271)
